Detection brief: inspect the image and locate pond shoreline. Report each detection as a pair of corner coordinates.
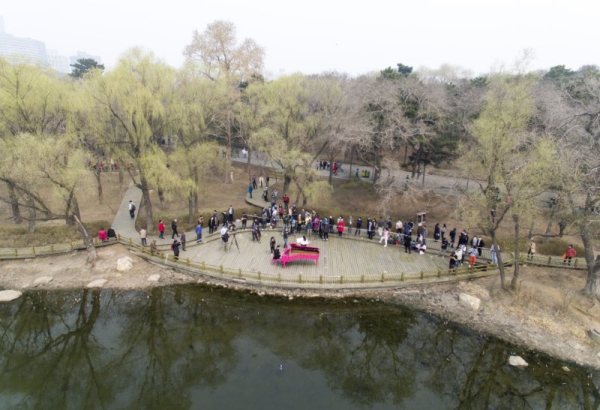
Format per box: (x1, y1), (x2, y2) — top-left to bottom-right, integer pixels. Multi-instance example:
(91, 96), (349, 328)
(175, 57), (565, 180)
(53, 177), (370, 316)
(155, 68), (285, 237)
(1, 245), (598, 371)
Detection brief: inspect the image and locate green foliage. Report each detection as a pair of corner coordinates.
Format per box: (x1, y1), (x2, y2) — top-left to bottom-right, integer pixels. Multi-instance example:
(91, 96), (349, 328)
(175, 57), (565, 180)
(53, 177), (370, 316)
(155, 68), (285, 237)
(69, 58), (105, 78)
(543, 65), (575, 85)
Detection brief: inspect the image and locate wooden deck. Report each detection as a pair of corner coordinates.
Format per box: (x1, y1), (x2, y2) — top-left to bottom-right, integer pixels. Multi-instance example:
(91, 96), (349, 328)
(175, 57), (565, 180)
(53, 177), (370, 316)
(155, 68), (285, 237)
(183, 230), (449, 280)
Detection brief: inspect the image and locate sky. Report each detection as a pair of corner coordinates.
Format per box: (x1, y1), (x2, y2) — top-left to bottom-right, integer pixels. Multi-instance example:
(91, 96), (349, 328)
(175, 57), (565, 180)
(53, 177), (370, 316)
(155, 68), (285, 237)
(2, 0), (598, 77)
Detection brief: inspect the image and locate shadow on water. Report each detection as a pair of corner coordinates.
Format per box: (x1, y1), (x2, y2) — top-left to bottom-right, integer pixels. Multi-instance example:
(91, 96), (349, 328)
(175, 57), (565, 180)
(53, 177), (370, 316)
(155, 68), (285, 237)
(0, 285), (598, 410)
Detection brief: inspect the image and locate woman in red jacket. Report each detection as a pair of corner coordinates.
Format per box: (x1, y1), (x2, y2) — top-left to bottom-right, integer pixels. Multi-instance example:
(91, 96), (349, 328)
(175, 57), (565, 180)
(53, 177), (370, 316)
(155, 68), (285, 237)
(337, 216), (345, 237)
(158, 220), (165, 239)
(563, 245), (576, 265)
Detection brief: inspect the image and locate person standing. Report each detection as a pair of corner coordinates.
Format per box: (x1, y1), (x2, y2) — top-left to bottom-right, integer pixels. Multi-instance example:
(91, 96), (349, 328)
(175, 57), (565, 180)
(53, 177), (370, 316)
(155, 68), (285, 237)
(527, 240), (536, 261)
(171, 239), (181, 260)
(449, 252), (457, 271)
(381, 228), (390, 247)
(158, 220), (165, 239)
(150, 239), (157, 255)
(490, 243), (500, 264)
(477, 237), (485, 257)
(433, 223), (440, 242)
(403, 233), (412, 253)
(228, 205), (234, 223)
(270, 236), (276, 254)
(252, 175), (257, 189)
(396, 219), (403, 234)
(195, 222), (203, 243)
(337, 216), (345, 237)
(468, 246), (477, 268)
(128, 200), (136, 219)
(171, 219), (179, 239)
(377, 217), (384, 238)
(248, 183), (253, 198)
(139, 227), (147, 246)
(449, 228), (456, 249)
(180, 232), (186, 251)
(259, 175), (264, 188)
(266, 175), (270, 186)
(322, 218), (329, 241)
(355, 217), (362, 235)
(220, 225), (229, 251)
(241, 212), (247, 230)
(421, 224), (428, 246)
(441, 224), (447, 241)
(563, 245), (576, 265)
(283, 227), (289, 247)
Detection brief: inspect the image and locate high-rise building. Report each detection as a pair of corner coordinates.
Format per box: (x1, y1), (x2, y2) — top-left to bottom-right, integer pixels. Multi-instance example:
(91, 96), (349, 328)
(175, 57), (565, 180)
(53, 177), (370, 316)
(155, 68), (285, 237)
(70, 51), (102, 65)
(47, 49), (71, 74)
(0, 16), (48, 65)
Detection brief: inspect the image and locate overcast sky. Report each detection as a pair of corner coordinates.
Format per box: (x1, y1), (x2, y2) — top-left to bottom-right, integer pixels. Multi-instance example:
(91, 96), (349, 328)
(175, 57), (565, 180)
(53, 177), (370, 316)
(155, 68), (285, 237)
(2, 0), (598, 77)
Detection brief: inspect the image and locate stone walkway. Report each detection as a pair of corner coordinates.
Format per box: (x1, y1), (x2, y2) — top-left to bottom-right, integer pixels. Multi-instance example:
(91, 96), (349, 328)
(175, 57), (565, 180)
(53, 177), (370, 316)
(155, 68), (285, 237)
(111, 183), (142, 240)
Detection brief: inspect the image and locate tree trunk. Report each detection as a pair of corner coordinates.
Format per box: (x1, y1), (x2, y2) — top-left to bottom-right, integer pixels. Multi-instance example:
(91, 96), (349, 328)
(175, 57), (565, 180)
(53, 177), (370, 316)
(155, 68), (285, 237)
(118, 166), (125, 192)
(328, 151), (334, 185)
(140, 175), (154, 233)
(7, 181), (22, 224)
(188, 195), (194, 223)
(510, 214), (521, 290)
(64, 188), (76, 226)
(348, 146), (355, 180)
(491, 230), (507, 290)
(74, 215), (98, 266)
(283, 174), (292, 196)
(158, 188), (165, 210)
(246, 147), (251, 174)
(224, 110), (233, 184)
(582, 228), (600, 297)
(94, 167), (103, 204)
(27, 195), (36, 233)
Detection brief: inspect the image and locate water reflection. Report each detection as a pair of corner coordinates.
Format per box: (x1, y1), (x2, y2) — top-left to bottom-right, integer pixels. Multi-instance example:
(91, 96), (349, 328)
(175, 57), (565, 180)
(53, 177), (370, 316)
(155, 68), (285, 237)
(0, 286), (597, 409)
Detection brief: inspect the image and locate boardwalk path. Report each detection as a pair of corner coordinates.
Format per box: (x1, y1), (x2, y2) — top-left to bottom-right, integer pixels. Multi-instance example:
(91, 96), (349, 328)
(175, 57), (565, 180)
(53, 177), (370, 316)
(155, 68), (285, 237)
(105, 170), (583, 284)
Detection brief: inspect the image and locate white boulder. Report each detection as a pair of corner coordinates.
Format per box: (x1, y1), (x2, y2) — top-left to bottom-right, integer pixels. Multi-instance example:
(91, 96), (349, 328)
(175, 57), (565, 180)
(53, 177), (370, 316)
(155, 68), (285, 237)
(86, 279), (108, 288)
(508, 355), (529, 367)
(116, 257), (133, 272)
(147, 274), (160, 282)
(0, 290), (23, 302)
(459, 293), (482, 311)
(33, 276), (53, 285)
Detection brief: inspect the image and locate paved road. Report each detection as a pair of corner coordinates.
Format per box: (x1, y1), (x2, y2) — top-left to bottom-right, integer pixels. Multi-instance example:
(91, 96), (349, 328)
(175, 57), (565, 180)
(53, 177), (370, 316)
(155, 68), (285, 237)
(232, 152), (476, 196)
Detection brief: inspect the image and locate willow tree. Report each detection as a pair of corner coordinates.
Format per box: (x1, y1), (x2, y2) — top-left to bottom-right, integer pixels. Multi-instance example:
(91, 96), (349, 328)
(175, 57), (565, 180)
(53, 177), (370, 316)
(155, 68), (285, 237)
(184, 20), (265, 184)
(0, 59), (69, 223)
(249, 74), (332, 200)
(458, 74), (552, 291)
(85, 49), (181, 232)
(0, 133), (89, 231)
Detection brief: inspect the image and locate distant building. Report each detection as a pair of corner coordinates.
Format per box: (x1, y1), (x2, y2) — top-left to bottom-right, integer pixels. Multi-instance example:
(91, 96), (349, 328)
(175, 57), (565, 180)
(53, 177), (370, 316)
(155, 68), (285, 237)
(47, 49), (71, 74)
(70, 51), (102, 65)
(0, 31), (48, 65)
(0, 16), (48, 65)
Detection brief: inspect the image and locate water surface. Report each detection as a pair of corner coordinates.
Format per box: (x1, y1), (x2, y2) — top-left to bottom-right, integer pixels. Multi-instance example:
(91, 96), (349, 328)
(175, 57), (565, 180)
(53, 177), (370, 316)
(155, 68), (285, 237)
(0, 286), (597, 409)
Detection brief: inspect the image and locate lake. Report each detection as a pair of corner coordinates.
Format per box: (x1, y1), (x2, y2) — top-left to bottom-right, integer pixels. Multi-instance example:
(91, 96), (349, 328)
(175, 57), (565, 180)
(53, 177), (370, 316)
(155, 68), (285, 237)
(0, 285), (597, 409)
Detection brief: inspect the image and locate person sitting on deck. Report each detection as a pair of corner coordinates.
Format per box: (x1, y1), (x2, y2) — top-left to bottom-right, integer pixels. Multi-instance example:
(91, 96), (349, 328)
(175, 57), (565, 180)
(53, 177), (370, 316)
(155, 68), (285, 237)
(107, 227), (117, 241)
(298, 235), (309, 246)
(98, 228), (107, 242)
(273, 245), (281, 261)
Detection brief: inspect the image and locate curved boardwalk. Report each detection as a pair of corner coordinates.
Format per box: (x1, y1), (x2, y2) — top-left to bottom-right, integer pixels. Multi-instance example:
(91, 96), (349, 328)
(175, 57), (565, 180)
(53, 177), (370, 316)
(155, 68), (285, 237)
(0, 162), (586, 291)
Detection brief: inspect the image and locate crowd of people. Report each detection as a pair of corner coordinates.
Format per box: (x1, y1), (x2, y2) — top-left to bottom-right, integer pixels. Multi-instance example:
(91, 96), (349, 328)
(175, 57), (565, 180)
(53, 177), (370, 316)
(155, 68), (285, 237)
(113, 185), (578, 270)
